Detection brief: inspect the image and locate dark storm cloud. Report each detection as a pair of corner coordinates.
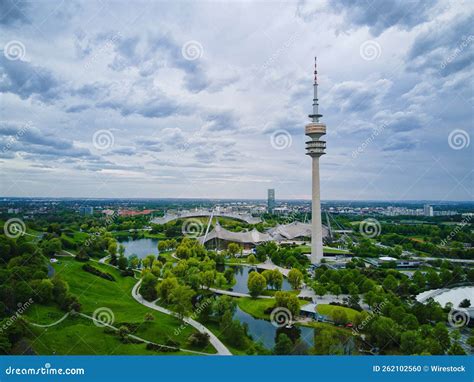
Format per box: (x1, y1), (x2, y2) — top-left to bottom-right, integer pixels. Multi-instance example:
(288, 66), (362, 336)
(0, 54), (62, 101)
(0, 121), (94, 159)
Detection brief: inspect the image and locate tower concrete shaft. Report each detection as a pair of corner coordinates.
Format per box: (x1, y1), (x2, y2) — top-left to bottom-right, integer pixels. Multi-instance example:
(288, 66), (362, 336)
(311, 157), (324, 263)
(305, 56), (326, 264)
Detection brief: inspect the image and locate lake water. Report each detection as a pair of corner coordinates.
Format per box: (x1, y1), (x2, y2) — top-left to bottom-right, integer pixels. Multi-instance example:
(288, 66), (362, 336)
(119, 238), (159, 259)
(228, 265), (292, 294)
(233, 306), (314, 350)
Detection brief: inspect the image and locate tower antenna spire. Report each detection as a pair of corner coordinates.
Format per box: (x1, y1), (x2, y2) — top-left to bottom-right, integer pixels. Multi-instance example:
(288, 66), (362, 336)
(310, 56), (322, 123)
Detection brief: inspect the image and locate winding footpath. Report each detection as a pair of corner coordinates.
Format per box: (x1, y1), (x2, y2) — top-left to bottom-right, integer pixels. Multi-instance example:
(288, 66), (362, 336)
(131, 280), (232, 356)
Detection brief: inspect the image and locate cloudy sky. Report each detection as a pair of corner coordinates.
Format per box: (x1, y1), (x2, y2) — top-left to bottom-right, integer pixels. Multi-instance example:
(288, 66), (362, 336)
(0, 0), (472, 201)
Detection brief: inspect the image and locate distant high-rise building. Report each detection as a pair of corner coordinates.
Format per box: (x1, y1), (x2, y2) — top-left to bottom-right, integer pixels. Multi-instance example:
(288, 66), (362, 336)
(305, 57), (326, 265)
(79, 206), (94, 216)
(267, 189), (275, 213)
(423, 204), (433, 217)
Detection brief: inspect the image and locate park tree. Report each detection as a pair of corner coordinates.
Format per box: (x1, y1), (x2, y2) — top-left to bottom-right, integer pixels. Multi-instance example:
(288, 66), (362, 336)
(188, 332), (210, 348)
(247, 254), (257, 265)
(274, 333), (293, 355)
(247, 272), (266, 298)
(382, 274), (398, 292)
(313, 283), (327, 298)
(158, 240), (168, 252)
(288, 268), (303, 290)
(275, 291), (300, 317)
(459, 299), (471, 308)
(108, 241), (117, 256)
(157, 277), (179, 303)
(200, 270), (215, 289)
(140, 273), (158, 301)
(117, 255), (128, 270)
(176, 245), (192, 259)
(42, 238), (62, 257)
(171, 285), (194, 319)
(313, 329), (343, 355)
(332, 309), (348, 326)
(331, 284), (342, 298)
(227, 243), (242, 257)
(401, 314), (419, 330)
(432, 322), (451, 352)
(400, 331), (422, 355)
(215, 273), (227, 288)
(370, 316), (400, 349)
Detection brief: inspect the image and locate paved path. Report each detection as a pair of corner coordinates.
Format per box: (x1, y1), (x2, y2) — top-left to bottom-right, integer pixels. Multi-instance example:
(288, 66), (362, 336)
(209, 287), (272, 299)
(29, 312), (70, 328)
(131, 280), (232, 356)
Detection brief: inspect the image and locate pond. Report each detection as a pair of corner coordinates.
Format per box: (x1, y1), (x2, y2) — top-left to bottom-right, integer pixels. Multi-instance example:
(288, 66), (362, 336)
(233, 306), (315, 350)
(226, 265), (292, 294)
(416, 286), (474, 308)
(118, 237), (159, 259)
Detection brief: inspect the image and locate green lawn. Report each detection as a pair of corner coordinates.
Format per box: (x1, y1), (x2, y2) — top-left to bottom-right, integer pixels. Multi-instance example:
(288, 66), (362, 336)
(25, 257), (215, 355)
(298, 245), (350, 254)
(28, 316), (188, 355)
(316, 304), (359, 322)
(237, 297), (276, 320)
(237, 297), (309, 320)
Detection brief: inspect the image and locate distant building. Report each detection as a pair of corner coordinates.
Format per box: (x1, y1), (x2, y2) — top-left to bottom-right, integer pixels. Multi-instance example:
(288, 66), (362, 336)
(79, 206), (94, 216)
(267, 189), (275, 213)
(423, 204), (434, 217)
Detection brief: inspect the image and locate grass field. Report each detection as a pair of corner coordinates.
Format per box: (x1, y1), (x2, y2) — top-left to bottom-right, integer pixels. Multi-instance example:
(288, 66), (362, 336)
(25, 257), (215, 355)
(298, 245), (350, 254)
(237, 297), (276, 320)
(237, 297), (307, 320)
(316, 304), (360, 322)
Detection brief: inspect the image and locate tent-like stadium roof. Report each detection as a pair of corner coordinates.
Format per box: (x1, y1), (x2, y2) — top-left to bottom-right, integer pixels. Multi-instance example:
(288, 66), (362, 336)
(200, 221), (329, 245)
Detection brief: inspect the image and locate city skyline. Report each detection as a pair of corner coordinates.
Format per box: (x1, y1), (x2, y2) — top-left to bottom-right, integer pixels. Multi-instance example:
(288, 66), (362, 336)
(0, 0), (473, 201)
